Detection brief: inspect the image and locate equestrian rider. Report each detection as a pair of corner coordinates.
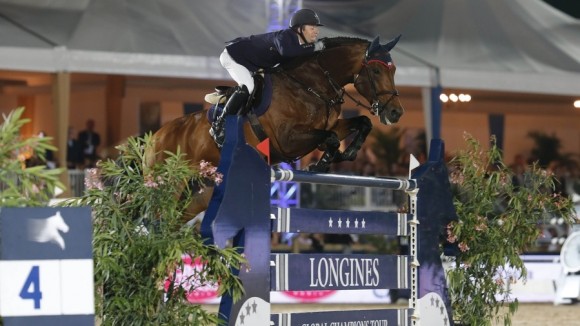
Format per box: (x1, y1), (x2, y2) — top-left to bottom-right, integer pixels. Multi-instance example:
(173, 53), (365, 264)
(210, 8), (325, 143)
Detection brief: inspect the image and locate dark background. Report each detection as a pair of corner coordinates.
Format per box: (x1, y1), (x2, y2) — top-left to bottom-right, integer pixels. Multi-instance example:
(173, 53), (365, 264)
(543, 0), (580, 18)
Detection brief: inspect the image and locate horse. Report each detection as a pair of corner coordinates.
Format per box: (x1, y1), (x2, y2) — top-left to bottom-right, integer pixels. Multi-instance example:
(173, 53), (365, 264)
(146, 35), (405, 222)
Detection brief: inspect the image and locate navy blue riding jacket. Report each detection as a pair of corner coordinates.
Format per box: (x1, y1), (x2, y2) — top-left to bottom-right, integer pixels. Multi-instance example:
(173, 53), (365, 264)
(225, 28), (316, 72)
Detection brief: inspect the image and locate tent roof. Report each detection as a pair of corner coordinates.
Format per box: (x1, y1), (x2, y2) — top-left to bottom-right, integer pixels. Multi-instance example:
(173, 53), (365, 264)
(1, 0), (579, 95)
(309, 0), (580, 95)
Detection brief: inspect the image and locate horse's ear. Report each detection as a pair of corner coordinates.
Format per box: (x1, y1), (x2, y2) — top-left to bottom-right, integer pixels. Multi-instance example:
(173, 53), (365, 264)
(367, 36), (381, 55)
(384, 34), (402, 52)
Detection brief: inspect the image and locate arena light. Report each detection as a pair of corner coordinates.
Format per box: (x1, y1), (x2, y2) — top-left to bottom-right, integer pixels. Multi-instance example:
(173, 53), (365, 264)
(574, 100), (580, 108)
(440, 92), (471, 103)
(458, 94), (471, 102)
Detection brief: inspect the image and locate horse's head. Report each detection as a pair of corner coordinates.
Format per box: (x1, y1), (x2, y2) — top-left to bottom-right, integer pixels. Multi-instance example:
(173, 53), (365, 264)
(354, 35), (405, 125)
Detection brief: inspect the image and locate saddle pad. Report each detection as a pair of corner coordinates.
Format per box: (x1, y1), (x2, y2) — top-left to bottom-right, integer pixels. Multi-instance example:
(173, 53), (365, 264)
(207, 74), (273, 123)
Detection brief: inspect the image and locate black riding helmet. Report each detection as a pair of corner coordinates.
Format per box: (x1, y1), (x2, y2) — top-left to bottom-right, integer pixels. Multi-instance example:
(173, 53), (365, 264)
(289, 8), (324, 28)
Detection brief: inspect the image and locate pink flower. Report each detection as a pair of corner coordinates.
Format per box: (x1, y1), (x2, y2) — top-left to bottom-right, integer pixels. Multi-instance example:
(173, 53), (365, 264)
(84, 168), (104, 190)
(213, 174), (223, 185)
(198, 160), (223, 186)
(450, 171), (462, 184)
(446, 223), (457, 243)
(499, 174), (509, 186)
(144, 174), (159, 188)
(31, 184), (40, 194)
(458, 242), (469, 252)
(475, 223), (487, 231)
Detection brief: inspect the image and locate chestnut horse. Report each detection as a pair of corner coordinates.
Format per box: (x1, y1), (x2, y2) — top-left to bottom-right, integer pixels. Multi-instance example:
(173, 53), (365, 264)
(147, 35), (404, 221)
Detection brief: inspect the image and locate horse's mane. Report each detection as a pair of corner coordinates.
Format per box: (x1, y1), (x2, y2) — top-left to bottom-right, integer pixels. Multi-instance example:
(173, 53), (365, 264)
(322, 36), (369, 49)
(279, 36), (369, 70)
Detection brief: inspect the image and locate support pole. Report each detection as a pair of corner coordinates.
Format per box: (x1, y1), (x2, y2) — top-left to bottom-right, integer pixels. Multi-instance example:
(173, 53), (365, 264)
(52, 71), (71, 196)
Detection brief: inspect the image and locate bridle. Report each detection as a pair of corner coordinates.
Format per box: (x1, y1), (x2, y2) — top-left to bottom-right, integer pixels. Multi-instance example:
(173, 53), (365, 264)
(277, 44), (399, 122)
(352, 53), (399, 121)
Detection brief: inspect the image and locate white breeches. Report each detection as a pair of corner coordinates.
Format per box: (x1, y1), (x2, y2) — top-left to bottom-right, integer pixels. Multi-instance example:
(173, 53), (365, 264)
(220, 49), (255, 94)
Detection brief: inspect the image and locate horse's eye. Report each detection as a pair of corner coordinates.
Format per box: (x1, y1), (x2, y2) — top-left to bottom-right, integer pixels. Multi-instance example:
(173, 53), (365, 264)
(373, 68), (380, 74)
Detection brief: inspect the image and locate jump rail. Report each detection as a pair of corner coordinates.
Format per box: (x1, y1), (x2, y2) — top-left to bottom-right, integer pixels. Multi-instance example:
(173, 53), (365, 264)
(201, 116), (457, 326)
(272, 168), (417, 190)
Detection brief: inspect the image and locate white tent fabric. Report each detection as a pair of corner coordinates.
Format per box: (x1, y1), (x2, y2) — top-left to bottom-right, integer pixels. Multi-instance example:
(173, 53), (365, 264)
(307, 0), (580, 95)
(1, 0), (579, 95)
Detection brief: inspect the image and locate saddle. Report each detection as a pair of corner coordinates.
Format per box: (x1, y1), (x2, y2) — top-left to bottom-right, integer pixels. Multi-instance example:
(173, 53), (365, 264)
(206, 73), (272, 144)
(206, 74), (269, 122)
(204, 72), (266, 110)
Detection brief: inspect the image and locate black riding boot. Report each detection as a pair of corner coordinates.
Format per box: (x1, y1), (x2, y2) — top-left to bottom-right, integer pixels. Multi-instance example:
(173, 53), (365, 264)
(209, 85), (249, 145)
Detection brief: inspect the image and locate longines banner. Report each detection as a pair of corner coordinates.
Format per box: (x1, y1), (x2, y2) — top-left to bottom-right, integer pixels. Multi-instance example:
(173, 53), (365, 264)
(168, 254), (561, 304)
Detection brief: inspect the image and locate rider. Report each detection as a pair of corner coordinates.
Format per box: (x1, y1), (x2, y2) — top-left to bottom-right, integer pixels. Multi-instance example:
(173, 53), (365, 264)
(209, 8), (326, 144)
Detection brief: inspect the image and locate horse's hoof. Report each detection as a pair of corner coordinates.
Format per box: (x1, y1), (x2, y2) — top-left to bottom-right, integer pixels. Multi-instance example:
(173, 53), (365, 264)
(341, 149), (357, 161)
(307, 163), (330, 173)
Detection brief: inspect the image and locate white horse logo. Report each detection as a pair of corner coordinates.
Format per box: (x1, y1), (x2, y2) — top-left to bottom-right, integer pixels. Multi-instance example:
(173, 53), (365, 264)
(27, 211), (70, 250)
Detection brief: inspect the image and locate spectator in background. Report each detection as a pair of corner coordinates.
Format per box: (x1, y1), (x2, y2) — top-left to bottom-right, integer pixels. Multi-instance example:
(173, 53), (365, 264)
(78, 119), (101, 168)
(26, 131), (56, 169)
(66, 126), (83, 169)
(509, 154), (527, 189)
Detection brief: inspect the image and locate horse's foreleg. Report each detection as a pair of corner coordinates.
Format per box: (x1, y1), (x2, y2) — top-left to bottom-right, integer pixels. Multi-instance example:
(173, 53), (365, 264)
(332, 116), (373, 162)
(310, 131), (341, 172)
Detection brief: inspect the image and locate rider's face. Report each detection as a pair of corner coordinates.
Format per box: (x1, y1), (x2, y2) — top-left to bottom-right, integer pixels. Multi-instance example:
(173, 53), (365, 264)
(301, 25), (319, 43)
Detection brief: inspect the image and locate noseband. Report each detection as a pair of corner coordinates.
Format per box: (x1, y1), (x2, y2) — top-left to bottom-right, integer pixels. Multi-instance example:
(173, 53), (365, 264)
(354, 58), (399, 119)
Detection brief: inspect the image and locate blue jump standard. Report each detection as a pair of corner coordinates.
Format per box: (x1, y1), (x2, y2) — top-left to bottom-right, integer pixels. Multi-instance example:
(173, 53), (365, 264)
(201, 115), (457, 326)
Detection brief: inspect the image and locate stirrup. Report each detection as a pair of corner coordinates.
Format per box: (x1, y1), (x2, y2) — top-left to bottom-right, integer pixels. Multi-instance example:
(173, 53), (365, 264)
(204, 92), (227, 105)
(209, 126), (225, 147)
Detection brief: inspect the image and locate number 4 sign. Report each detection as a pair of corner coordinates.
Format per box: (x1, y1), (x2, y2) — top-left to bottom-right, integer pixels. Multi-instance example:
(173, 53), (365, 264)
(0, 207), (94, 325)
(20, 266), (42, 309)
(0, 260), (93, 315)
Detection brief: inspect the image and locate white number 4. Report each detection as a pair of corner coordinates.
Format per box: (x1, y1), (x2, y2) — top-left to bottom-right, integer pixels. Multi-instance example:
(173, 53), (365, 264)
(19, 265), (43, 309)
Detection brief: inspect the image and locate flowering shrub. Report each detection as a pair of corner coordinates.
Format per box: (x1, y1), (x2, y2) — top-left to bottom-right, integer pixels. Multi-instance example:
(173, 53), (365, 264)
(447, 134), (577, 326)
(0, 107), (64, 206)
(66, 134), (245, 325)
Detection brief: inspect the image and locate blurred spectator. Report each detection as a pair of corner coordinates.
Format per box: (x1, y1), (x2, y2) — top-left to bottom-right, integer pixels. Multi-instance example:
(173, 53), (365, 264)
(546, 160), (567, 196)
(509, 154), (527, 189)
(26, 131), (56, 169)
(66, 126), (83, 169)
(78, 119), (101, 168)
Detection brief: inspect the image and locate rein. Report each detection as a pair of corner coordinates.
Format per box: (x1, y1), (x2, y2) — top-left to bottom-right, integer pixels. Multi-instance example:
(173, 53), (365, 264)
(354, 59), (399, 118)
(278, 47), (399, 120)
(279, 68), (345, 108)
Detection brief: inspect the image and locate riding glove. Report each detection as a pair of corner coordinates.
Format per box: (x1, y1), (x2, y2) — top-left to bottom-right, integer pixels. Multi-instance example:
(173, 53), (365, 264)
(314, 40), (325, 51)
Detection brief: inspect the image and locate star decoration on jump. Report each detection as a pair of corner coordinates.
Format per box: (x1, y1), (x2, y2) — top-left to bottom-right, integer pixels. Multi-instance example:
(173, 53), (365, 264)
(236, 299), (259, 325)
(327, 217), (366, 229)
(429, 294), (449, 325)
